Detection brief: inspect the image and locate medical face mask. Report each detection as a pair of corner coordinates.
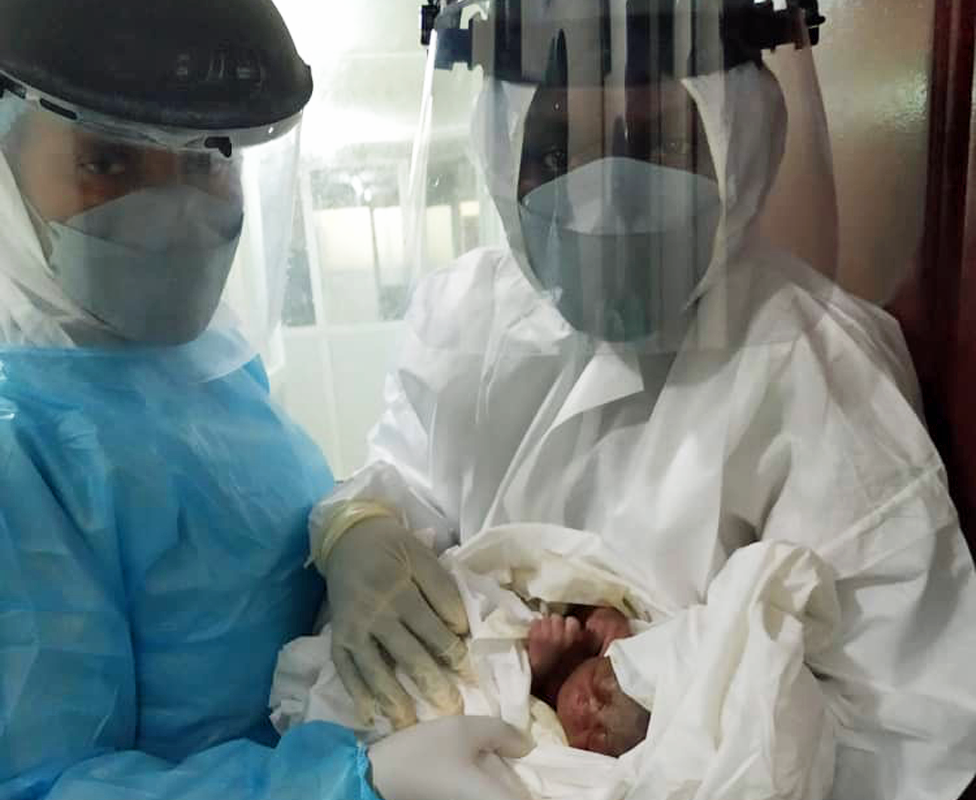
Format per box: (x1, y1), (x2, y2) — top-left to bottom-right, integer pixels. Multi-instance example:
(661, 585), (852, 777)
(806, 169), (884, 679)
(518, 156), (722, 342)
(43, 184), (244, 346)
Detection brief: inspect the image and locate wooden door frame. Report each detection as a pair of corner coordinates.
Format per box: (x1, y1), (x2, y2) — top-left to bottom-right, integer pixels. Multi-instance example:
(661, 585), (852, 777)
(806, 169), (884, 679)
(892, 0), (975, 541)
(891, 1), (975, 797)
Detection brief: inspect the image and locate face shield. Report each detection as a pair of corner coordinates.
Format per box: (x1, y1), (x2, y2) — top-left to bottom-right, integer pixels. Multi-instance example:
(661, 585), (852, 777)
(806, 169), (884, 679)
(0, 0), (313, 378)
(0, 85), (301, 375)
(407, 0), (837, 354)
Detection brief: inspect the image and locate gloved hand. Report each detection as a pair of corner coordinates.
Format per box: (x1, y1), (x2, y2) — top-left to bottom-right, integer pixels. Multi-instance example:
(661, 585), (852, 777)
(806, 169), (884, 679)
(369, 716), (534, 800)
(322, 515), (469, 728)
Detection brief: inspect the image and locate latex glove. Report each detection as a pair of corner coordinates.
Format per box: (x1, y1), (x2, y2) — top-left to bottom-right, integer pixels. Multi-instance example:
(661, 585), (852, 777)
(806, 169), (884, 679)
(369, 716), (534, 800)
(323, 515), (469, 728)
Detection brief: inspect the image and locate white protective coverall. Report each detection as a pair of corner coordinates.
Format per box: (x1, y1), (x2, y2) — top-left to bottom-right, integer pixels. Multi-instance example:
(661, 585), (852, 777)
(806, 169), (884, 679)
(313, 63), (976, 800)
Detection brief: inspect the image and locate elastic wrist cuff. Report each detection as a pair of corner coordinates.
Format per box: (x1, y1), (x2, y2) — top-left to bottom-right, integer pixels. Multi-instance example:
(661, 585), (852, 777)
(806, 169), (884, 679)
(314, 500), (398, 569)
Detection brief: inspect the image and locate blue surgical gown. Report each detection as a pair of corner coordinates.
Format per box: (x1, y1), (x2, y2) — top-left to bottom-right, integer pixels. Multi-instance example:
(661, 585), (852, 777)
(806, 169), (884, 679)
(0, 343), (381, 800)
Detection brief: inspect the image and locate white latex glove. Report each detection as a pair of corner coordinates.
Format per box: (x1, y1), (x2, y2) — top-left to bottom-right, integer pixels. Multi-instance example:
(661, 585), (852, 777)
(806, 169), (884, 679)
(323, 516), (469, 728)
(369, 716), (534, 800)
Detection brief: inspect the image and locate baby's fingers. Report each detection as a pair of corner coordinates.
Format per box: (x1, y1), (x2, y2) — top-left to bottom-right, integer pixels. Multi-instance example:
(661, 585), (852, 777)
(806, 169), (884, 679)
(562, 615), (582, 647)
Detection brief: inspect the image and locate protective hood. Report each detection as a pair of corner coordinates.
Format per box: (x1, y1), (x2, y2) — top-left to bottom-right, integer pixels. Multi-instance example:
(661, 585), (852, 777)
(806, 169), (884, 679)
(0, 148), (103, 348)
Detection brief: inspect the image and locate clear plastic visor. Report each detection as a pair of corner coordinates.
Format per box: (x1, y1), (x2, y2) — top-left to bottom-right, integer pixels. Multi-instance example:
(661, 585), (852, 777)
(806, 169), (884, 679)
(0, 91), (302, 379)
(407, 0), (838, 355)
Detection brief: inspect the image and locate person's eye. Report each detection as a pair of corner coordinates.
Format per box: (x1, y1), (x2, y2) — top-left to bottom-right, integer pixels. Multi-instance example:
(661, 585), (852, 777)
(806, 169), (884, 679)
(184, 153), (230, 177)
(541, 147), (569, 176)
(657, 138), (693, 160)
(79, 154), (129, 177)
(670, 140), (692, 156)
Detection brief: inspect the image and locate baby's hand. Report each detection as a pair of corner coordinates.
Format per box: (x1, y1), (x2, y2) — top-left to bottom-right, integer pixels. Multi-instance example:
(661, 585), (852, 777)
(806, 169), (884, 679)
(584, 608), (632, 655)
(528, 614), (585, 677)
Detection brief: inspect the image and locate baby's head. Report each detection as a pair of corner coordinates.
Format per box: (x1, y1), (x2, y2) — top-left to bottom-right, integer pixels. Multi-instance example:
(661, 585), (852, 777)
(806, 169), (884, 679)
(556, 656), (649, 756)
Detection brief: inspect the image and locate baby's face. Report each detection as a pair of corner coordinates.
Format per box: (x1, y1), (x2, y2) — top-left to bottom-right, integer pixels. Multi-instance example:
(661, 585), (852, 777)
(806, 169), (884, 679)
(555, 657), (650, 756)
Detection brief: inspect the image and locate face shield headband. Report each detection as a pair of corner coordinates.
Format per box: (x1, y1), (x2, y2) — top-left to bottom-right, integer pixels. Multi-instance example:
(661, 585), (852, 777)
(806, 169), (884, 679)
(427, 0), (825, 86)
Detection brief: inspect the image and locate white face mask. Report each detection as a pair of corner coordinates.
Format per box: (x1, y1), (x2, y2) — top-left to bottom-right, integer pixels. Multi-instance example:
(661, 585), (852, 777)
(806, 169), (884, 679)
(43, 184), (244, 346)
(518, 156), (721, 342)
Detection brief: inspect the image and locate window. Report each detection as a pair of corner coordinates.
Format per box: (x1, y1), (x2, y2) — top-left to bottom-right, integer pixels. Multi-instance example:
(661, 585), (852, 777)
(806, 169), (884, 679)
(270, 0), (496, 478)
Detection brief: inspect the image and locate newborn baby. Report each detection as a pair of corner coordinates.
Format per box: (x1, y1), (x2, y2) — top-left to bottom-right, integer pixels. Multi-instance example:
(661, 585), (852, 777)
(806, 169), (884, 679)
(528, 606), (650, 756)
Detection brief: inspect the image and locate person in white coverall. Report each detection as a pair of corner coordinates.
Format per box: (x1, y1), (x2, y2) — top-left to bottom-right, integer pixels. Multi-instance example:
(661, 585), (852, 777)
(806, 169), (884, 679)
(311, 2), (976, 799)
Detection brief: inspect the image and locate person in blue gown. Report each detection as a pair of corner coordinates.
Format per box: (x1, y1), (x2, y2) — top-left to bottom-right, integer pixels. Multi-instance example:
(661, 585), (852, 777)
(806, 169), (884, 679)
(0, 2), (529, 798)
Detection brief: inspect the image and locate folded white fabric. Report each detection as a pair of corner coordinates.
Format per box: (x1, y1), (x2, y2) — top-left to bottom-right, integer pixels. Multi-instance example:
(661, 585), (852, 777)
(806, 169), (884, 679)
(270, 525), (839, 800)
(609, 542), (840, 800)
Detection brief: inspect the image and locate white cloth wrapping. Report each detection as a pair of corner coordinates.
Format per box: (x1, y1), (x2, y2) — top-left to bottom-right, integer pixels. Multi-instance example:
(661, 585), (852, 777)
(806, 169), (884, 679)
(271, 525), (839, 800)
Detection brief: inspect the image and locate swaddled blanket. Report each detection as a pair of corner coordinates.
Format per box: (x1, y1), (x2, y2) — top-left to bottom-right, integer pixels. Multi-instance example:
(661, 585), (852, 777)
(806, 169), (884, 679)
(270, 524), (839, 800)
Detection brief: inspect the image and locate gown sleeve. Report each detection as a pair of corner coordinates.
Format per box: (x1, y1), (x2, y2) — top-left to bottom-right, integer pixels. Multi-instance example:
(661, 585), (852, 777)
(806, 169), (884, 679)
(0, 415), (382, 800)
(753, 325), (976, 800)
